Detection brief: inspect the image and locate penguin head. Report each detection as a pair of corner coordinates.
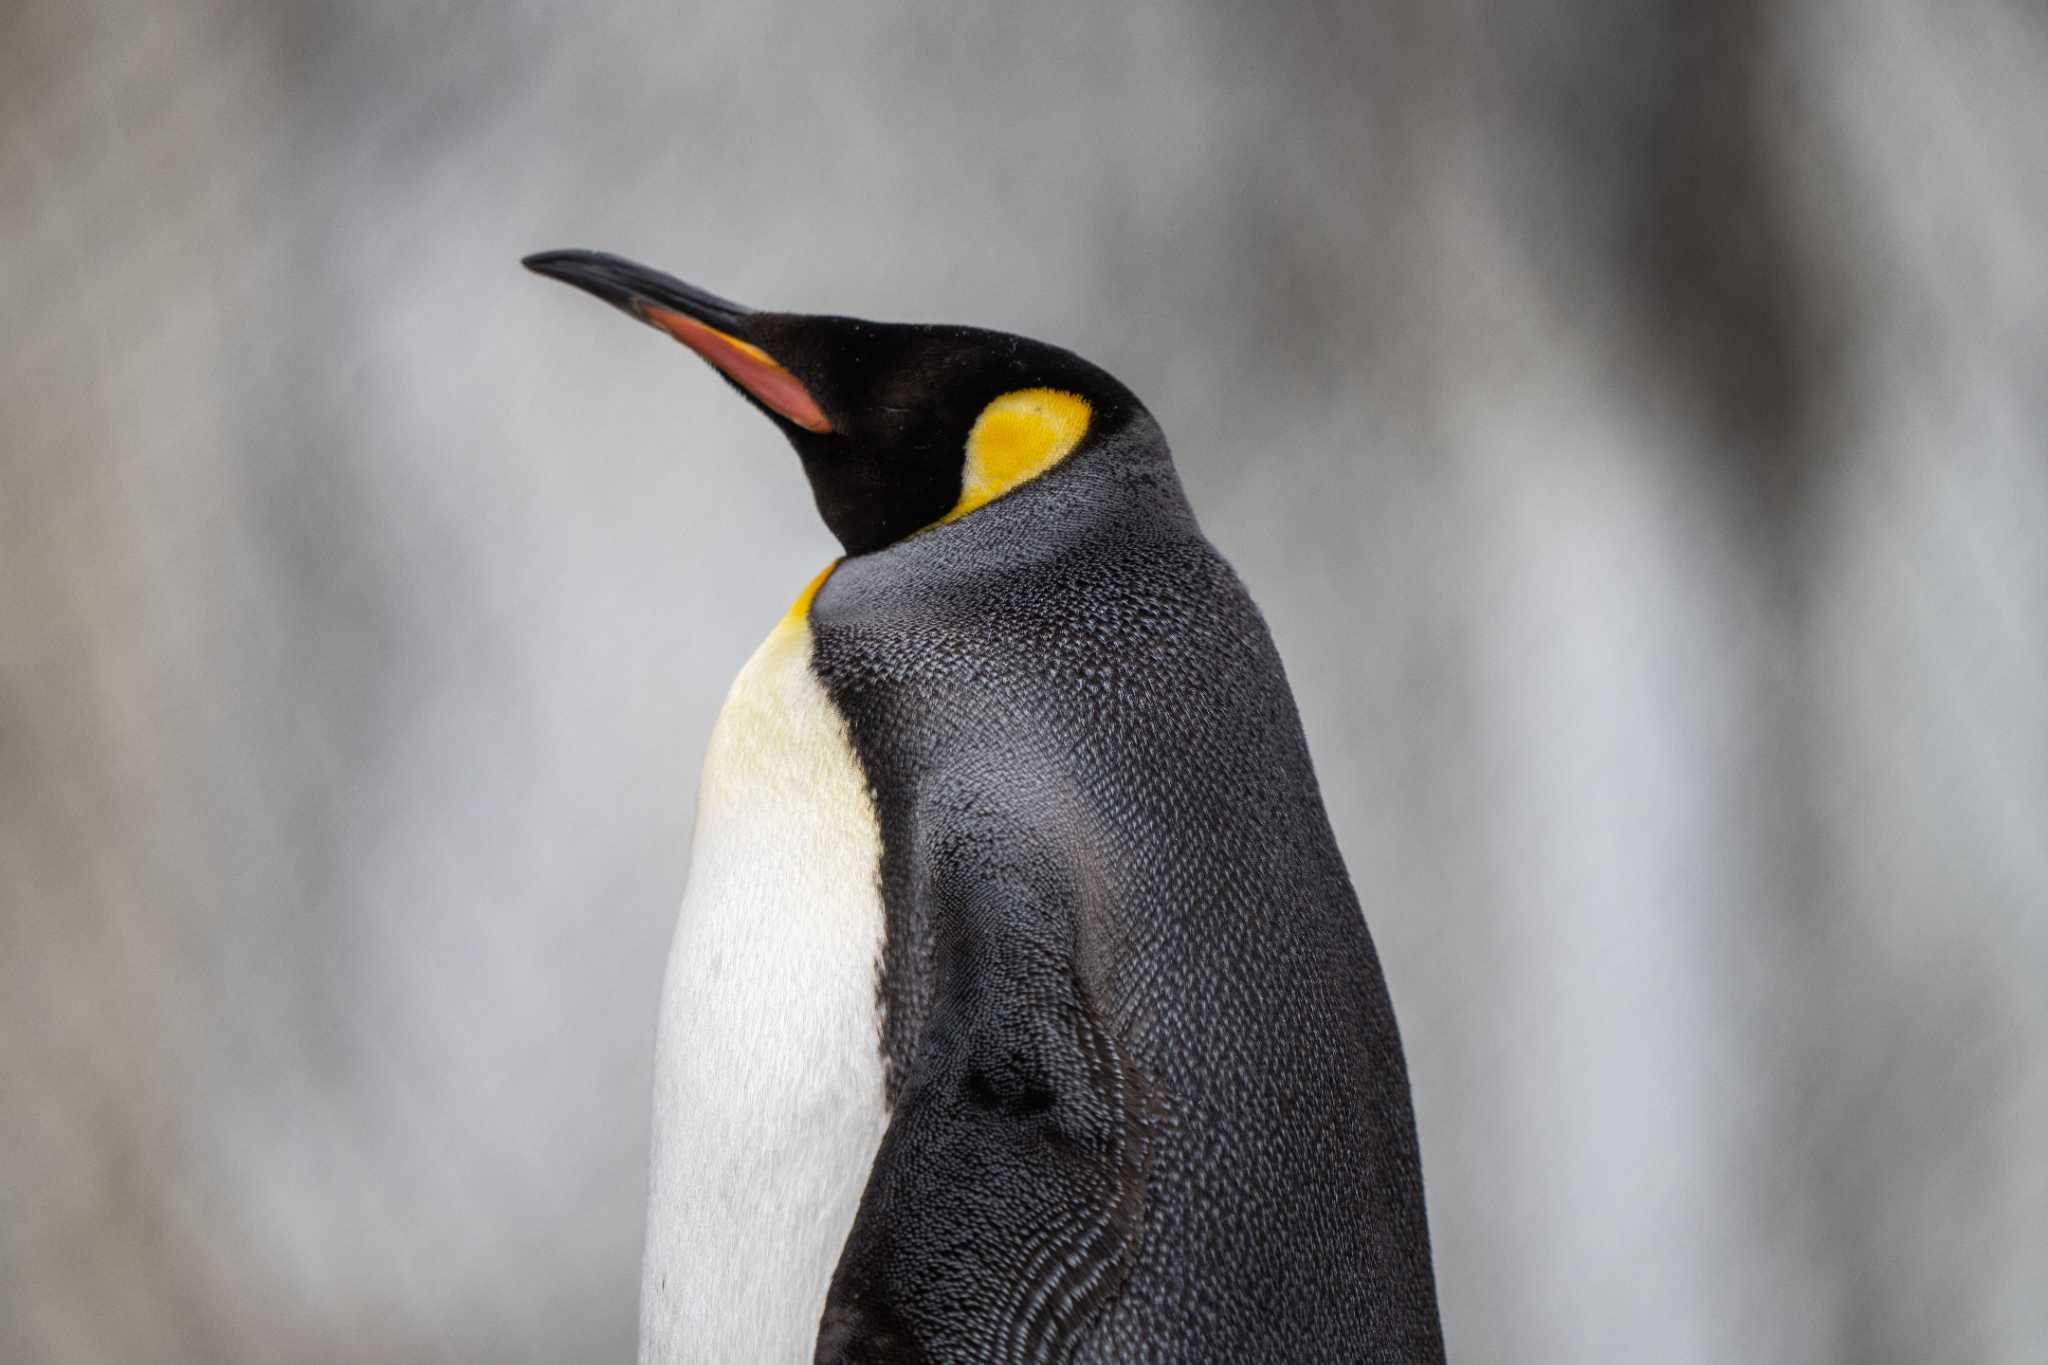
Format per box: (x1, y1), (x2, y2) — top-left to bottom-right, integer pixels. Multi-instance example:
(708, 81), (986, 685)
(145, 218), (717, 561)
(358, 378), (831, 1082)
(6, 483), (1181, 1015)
(524, 250), (1142, 556)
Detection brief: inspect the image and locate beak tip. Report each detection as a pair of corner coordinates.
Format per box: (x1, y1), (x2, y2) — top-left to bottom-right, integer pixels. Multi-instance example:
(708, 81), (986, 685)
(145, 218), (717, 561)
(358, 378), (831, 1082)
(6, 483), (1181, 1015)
(522, 248), (643, 316)
(521, 249), (587, 281)
(520, 248), (753, 328)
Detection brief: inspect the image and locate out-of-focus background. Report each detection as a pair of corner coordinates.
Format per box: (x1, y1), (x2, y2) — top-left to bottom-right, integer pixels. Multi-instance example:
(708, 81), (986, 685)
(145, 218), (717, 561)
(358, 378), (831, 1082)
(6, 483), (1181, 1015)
(4, 1), (2044, 1360)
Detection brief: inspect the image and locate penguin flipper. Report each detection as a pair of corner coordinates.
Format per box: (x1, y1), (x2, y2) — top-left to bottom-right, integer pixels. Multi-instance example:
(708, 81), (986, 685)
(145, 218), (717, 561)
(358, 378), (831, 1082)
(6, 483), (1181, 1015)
(813, 832), (1152, 1364)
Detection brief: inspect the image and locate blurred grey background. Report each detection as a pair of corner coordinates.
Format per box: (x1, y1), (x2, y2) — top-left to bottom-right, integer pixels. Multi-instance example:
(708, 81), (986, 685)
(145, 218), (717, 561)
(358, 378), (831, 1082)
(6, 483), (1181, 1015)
(4, 0), (2044, 1361)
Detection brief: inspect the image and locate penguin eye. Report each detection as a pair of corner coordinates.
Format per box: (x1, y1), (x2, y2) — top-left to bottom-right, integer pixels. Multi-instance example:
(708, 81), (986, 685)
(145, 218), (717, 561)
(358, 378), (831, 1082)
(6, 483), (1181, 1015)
(938, 388), (1092, 525)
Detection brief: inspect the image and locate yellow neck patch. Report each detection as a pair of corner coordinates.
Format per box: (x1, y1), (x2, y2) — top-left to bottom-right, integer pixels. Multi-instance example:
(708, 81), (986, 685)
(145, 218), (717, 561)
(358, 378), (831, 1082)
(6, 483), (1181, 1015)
(782, 560), (839, 624)
(940, 388), (1092, 525)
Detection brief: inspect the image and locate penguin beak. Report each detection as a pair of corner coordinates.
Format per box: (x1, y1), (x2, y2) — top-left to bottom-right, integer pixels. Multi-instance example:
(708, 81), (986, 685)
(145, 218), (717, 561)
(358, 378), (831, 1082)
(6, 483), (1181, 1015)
(523, 249), (832, 434)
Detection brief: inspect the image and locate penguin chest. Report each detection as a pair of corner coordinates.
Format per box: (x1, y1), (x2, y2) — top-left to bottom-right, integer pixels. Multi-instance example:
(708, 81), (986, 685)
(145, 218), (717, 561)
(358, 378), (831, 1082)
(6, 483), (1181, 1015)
(639, 615), (890, 1365)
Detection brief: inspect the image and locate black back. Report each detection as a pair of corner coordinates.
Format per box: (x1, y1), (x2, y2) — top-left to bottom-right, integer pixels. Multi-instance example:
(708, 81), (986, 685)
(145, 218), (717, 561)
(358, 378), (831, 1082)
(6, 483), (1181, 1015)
(807, 406), (1445, 1363)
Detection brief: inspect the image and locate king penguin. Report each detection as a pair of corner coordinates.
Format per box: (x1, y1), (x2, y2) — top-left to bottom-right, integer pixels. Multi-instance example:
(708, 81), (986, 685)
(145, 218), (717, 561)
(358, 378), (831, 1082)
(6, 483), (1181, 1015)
(524, 249), (1446, 1364)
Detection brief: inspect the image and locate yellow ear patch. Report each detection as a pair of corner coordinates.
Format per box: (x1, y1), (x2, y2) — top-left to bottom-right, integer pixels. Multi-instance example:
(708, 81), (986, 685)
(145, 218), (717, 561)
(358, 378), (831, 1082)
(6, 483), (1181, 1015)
(941, 388), (1092, 524)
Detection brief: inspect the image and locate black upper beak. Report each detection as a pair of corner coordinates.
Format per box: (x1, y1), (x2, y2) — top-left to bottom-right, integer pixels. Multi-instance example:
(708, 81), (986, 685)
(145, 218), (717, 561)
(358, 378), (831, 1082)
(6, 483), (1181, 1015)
(522, 249), (753, 332)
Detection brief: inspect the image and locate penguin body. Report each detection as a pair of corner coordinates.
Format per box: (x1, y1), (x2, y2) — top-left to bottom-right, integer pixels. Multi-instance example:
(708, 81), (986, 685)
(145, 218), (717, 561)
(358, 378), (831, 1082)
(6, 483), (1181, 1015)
(525, 251), (1446, 1364)
(640, 581), (889, 1363)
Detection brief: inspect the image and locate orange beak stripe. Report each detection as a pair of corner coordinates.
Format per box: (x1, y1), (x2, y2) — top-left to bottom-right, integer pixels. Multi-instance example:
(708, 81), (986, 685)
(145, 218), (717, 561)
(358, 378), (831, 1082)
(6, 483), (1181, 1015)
(641, 305), (833, 434)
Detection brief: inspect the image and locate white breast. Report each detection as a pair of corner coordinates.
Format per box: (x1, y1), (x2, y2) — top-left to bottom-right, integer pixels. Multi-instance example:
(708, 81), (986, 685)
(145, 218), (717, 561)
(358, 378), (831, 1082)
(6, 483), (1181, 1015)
(639, 608), (889, 1365)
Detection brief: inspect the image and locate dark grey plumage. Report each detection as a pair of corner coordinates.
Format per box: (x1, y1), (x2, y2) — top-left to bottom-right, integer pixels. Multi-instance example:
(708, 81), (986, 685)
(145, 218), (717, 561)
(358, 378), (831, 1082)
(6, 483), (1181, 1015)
(810, 406), (1444, 1363)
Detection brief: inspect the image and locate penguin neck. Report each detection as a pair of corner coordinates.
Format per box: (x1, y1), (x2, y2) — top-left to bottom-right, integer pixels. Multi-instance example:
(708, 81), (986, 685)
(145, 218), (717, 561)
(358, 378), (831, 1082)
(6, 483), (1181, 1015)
(820, 412), (1197, 598)
(1044, 406), (1200, 544)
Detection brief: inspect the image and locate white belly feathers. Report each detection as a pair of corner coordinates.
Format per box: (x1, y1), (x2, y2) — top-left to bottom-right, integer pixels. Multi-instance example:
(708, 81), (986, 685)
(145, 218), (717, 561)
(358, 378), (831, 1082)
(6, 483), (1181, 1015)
(639, 583), (890, 1365)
